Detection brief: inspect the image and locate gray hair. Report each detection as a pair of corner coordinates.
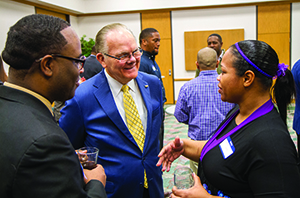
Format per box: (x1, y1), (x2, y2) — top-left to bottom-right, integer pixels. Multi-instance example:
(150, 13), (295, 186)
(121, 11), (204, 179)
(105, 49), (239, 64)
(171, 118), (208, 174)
(95, 23), (135, 54)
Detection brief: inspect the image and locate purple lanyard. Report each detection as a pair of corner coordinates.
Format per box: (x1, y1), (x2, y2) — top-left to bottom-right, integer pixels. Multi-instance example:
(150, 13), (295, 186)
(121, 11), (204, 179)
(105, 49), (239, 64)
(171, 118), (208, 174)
(200, 99), (274, 161)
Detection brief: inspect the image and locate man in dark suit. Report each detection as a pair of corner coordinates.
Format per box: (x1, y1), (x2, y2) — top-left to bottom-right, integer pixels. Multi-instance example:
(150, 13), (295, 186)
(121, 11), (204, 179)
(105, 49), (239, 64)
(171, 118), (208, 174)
(80, 45), (103, 80)
(0, 14), (107, 198)
(59, 23), (164, 198)
(139, 28), (166, 150)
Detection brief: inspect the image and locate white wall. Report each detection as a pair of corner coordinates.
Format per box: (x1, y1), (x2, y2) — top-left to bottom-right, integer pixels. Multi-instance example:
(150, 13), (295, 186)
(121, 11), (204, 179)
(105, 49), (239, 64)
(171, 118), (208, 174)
(83, 0), (262, 13)
(24, 0), (280, 14)
(69, 15), (80, 35)
(291, 2), (300, 67)
(38, 0), (83, 14)
(0, 0), (35, 73)
(75, 13), (141, 44)
(171, 6), (256, 100)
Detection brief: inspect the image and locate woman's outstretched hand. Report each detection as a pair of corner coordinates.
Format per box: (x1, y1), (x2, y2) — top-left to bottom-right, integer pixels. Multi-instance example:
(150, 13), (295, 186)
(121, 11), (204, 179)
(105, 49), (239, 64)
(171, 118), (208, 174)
(156, 136), (184, 172)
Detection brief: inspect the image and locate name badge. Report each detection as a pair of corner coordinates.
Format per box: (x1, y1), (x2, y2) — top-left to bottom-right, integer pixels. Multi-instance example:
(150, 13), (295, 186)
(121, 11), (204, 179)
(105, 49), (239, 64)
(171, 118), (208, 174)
(219, 136), (235, 159)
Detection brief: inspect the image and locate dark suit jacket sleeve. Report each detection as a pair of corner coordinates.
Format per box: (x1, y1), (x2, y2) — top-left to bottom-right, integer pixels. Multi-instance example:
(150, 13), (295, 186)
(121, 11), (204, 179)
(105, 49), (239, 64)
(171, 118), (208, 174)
(85, 180), (107, 198)
(13, 133), (106, 198)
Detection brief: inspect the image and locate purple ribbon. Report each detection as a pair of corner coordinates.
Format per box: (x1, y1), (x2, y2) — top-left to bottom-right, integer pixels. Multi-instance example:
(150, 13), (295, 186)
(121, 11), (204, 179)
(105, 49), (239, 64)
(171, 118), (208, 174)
(276, 63), (288, 78)
(200, 99), (274, 161)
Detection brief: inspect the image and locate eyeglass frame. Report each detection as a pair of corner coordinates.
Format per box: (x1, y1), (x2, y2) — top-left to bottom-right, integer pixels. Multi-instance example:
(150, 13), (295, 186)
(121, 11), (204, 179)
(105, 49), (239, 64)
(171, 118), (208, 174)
(103, 47), (143, 62)
(36, 54), (86, 70)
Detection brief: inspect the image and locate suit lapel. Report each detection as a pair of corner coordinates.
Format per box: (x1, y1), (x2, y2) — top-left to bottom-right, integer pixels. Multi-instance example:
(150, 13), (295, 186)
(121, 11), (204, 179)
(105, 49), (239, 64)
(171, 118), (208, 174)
(92, 71), (140, 147)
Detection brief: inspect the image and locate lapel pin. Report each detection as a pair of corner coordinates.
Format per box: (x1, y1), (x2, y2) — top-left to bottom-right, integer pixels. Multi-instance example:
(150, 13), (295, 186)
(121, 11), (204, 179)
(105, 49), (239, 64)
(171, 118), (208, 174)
(145, 85), (149, 88)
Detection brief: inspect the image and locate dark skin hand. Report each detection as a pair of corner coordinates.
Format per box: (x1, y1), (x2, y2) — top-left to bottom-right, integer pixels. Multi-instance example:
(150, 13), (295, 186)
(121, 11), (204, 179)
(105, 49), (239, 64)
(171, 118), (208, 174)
(170, 173), (217, 198)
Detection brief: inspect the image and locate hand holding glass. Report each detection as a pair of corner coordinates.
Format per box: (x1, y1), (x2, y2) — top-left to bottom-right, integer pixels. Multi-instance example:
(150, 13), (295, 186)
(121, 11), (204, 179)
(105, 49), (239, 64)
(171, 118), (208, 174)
(77, 147), (99, 170)
(174, 167), (194, 189)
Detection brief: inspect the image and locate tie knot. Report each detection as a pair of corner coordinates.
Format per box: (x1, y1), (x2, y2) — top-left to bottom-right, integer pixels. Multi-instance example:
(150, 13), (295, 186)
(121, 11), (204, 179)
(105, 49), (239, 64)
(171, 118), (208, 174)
(121, 85), (129, 93)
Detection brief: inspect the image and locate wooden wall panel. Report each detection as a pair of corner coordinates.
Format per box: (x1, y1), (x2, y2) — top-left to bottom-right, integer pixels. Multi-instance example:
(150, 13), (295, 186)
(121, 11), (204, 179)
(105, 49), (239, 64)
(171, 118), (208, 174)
(184, 29), (244, 71)
(141, 12), (171, 39)
(141, 11), (174, 104)
(257, 3), (290, 34)
(257, 3), (290, 65)
(157, 39), (173, 103)
(258, 33), (290, 65)
(36, 8), (67, 21)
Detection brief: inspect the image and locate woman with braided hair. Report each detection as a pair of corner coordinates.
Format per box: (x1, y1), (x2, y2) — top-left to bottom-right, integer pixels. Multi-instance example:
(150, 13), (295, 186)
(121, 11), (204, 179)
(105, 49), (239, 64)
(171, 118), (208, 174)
(157, 40), (300, 198)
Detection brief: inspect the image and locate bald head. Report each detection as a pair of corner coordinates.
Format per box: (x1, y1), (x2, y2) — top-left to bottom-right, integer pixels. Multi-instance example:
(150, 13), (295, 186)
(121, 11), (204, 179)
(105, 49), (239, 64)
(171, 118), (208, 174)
(197, 47), (218, 70)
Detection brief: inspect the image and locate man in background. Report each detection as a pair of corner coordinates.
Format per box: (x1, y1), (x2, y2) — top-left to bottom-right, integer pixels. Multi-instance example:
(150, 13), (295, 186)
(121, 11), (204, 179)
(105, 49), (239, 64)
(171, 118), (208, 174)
(80, 45), (103, 80)
(0, 14), (106, 198)
(139, 28), (166, 150)
(195, 33), (225, 76)
(175, 47), (235, 173)
(59, 23), (164, 198)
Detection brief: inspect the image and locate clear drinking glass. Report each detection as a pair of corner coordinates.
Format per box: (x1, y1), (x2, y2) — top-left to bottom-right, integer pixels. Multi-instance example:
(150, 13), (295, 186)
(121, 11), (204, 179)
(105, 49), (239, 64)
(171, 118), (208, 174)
(174, 166), (194, 189)
(77, 147), (99, 170)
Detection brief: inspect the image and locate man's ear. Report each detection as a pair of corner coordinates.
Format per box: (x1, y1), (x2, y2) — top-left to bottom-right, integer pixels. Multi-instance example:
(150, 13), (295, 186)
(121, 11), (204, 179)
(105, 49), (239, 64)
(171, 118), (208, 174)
(39, 55), (54, 77)
(96, 53), (106, 68)
(196, 61), (200, 70)
(141, 38), (148, 47)
(243, 70), (255, 87)
(216, 60), (220, 68)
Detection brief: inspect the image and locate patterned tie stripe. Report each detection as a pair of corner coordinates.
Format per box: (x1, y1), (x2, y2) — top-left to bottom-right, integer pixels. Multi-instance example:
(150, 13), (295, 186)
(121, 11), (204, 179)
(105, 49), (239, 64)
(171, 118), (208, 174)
(121, 85), (148, 188)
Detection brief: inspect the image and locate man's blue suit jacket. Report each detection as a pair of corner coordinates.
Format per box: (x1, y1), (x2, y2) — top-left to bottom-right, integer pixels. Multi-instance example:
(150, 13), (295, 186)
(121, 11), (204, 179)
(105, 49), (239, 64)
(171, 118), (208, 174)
(59, 70), (164, 198)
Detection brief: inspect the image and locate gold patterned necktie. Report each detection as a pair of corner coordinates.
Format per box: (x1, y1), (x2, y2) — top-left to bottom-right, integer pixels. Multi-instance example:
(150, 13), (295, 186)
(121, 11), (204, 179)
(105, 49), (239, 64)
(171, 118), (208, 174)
(121, 85), (148, 188)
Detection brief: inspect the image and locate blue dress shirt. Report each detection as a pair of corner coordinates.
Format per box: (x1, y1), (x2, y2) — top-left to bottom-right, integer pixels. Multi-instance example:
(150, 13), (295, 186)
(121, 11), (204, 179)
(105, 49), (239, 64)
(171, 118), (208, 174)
(175, 70), (235, 140)
(140, 50), (166, 103)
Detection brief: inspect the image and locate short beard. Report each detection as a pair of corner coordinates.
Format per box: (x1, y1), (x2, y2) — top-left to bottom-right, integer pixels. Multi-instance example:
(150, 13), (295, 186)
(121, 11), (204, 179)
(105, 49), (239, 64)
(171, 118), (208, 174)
(152, 50), (158, 56)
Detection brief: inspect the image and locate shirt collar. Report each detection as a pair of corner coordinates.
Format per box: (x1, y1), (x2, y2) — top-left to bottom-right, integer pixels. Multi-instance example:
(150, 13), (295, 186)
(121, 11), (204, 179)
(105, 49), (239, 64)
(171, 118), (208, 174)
(219, 49), (225, 60)
(4, 82), (54, 115)
(198, 70), (218, 76)
(142, 50), (155, 61)
(104, 69), (136, 96)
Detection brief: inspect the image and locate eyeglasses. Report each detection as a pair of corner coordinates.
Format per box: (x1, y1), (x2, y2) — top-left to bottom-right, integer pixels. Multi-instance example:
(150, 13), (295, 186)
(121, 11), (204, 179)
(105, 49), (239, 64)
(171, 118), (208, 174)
(104, 47), (142, 63)
(52, 54), (86, 70)
(36, 54), (86, 70)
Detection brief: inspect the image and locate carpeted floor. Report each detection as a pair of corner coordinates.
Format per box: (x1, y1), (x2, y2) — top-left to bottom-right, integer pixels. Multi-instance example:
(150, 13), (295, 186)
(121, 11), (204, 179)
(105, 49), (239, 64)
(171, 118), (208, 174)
(161, 103), (298, 194)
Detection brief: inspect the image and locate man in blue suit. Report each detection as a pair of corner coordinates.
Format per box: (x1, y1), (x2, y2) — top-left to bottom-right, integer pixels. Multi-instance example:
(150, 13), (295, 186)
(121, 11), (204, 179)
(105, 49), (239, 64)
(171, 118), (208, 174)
(59, 23), (164, 198)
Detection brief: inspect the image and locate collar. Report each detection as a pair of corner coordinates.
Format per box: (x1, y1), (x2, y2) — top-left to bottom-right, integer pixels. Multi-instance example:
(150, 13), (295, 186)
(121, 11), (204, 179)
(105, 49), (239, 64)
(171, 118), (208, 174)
(198, 70), (218, 76)
(4, 82), (54, 115)
(142, 50), (156, 61)
(104, 69), (136, 97)
(219, 49), (225, 60)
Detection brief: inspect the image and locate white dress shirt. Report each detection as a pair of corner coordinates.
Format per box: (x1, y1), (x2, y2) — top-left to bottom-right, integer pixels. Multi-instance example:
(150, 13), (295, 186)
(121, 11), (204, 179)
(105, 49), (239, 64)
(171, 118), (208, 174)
(104, 69), (148, 132)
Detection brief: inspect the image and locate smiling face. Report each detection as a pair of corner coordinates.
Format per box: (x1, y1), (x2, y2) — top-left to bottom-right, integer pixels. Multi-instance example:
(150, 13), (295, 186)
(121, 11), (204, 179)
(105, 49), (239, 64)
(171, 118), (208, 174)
(217, 48), (244, 104)
(143, 32), (161, 55)
(101, 29), (140, 85)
